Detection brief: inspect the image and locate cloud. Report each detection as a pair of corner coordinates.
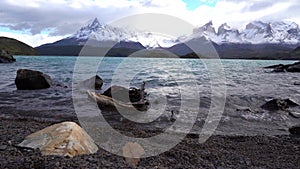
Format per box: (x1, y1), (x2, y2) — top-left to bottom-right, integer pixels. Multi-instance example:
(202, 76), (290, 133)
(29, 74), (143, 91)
(0, 0), (299, 47)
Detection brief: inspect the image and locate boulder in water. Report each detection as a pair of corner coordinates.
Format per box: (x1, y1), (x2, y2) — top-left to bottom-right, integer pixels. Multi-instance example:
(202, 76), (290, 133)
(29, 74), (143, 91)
(89, 82), (149, 111)
(286, 62), (300, 72)
(0, 49), (16, 63)
(261, 98), (299, 111)
(264, 61), (300, 73)
(81, 75), (103, 90)
(289, 125), (300, 136)
(103, 85), (144, 103)
(18, 122), (98, 157)
(15, 69), (52, 90)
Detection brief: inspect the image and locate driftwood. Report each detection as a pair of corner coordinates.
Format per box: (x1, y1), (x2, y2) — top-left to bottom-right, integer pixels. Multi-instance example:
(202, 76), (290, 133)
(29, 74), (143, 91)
(87, 90), (148, 112)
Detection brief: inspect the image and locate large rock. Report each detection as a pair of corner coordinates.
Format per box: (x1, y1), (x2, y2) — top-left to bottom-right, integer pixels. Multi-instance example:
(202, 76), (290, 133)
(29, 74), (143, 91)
(289, 125), (300, 135)
(264, 61), (300, 72)
(0, 49), (16, 63)
(18, 122), (98, 157)
(286, 62), (300, 72)
(261, 98), (299, 111)
(15, 69), (52, 90)
(103, 85), (143, 103)
(81, 75), (103, 90)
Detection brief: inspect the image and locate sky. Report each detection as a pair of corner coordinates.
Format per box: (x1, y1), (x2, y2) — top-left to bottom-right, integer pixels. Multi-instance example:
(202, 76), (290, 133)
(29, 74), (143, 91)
(0, 0), (299, 47)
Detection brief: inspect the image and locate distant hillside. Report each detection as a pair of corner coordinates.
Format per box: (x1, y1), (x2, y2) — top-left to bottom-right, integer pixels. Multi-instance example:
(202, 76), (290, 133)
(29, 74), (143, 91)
(291, 46), (300, 57)
(36, 40), (146, 57)
(0, 37), (37, 55)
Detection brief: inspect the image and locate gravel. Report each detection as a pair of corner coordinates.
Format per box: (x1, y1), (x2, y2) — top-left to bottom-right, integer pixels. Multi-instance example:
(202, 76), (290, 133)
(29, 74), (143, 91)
(0, 118), (299, 168)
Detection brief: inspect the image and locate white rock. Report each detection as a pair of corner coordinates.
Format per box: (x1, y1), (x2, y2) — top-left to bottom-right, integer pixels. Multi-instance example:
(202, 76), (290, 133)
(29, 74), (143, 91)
(18, 122), (98, 157)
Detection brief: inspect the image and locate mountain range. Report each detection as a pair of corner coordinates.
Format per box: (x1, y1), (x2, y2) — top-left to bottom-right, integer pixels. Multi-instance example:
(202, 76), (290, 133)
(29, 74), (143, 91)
(36, 18), (300, 59)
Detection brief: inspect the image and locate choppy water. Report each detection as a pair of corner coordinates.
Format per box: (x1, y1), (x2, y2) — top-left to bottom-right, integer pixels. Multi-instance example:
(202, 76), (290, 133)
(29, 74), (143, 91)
(0, 56), (299, 136)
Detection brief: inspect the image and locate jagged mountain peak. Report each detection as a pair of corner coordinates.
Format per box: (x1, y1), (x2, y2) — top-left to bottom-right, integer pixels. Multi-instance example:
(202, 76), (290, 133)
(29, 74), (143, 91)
(68, 18), (177, 48)
(43, 19), (300, 51)
(193, 20), (216, 35)
(186, 20), (300, 45)
(245, 21), (272, 32)
(218, 23), (239, 35)
(204, 20), (213, 26)
(219, 23), (230, 29)
(87, 18), (101, 29)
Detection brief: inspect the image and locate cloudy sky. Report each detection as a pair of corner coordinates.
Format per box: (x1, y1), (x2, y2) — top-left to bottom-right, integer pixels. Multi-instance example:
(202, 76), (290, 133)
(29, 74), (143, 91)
(0, 0), (299, 47)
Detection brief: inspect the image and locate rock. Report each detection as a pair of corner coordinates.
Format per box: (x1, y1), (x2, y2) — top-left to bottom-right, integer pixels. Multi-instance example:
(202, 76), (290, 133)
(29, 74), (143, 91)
(294, 82), (300, 85)
(102, 85), (143, 103)
(261, 98), (299, 111)
(289, 125), (300, 135)
(289, 112), (300, 118)
(81, 75), (103, 90)
(0, 49), (16, 63)
(186, 133), (199, 139)
(122, 142), (145, 167)
(15, 69), (52, 90)
(18, 122), (98, 157)
(88, 90), (149, 112)
(0, 145), (7, 151)
(264, 61), (300, 73)
(264, 64), (285, 69)
(286, 62), (300, 72)
(273, 66), (286, 72)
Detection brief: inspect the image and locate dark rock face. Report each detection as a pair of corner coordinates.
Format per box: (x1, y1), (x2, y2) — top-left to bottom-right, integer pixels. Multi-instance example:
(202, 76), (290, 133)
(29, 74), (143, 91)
(261, 99), (299, 111)
(264, 61), (300, 72)
(102, 86), (143, 103)
(81, 75), (103, 90)
(289, 125), (300, 135)
(286, 62), (300, 72)
(15, 69), (52, 90)
(0, 50), (16, 63)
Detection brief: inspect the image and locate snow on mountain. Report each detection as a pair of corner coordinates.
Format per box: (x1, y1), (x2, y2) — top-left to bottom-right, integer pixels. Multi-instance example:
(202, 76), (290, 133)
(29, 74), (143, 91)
(58, 18), (300, 48)
(217, 23), (241, 43)
(185, 20), (300, 45)
(68, 18), (177, 48)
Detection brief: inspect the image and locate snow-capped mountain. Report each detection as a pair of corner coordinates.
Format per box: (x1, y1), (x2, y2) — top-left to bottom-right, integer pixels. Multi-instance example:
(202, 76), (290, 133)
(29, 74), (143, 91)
(36, 18), (300, 59)
(186, 20), (300, 45)
(68, 18), (177, 48)
(42, 18), (300, 49)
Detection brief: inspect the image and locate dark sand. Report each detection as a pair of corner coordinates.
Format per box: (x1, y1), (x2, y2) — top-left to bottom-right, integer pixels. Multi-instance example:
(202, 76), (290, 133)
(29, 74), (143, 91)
(0, 118), (299, 169)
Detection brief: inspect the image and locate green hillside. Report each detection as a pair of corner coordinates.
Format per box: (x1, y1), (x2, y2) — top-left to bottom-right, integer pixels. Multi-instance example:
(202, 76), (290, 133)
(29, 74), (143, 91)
(0, 37), (37, 55)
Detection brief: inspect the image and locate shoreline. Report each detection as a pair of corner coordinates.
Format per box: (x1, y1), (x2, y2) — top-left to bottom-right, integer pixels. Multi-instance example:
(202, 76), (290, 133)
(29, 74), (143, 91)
(13, 55), (300, 61)
(1, 118), (299, 168)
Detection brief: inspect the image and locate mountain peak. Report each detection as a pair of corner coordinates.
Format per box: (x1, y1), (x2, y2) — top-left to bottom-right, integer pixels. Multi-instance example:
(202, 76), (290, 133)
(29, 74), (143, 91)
(193, 20), (216, 34)
(219, 23), (230, 30)
(205, 20), (213, 26)
(87, 18), (101, 29)
(218, 23), (239, 35)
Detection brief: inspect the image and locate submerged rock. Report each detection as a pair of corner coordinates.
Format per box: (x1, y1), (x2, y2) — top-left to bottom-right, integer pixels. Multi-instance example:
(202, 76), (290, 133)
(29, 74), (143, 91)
(0, 49), (16, 63)
(15, 69), (52, 90)
(289, 125), (300, 135)
(261, 98), (299, 111)
(18, 122), (98, 157)
(81, 75), (103, 90)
